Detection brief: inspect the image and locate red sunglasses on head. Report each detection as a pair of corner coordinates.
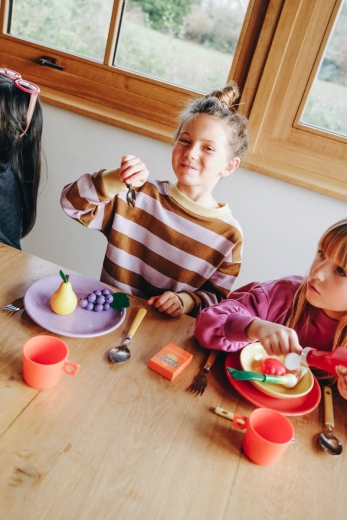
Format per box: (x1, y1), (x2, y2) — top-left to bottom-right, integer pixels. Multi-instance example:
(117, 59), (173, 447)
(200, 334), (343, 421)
(0, 68), (40, 137)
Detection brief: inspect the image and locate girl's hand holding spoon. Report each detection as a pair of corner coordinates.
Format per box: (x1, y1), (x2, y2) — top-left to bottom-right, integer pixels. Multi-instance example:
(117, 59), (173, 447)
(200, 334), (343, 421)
(119, 155), (149, 187)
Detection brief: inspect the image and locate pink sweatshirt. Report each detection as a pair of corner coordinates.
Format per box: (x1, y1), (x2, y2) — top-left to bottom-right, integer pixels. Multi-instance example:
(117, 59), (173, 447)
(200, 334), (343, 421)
(194, 276), (338, 352)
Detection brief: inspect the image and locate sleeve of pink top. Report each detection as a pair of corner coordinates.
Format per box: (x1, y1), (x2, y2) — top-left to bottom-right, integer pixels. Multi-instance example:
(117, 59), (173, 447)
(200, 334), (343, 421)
(193, 280), (281, 353)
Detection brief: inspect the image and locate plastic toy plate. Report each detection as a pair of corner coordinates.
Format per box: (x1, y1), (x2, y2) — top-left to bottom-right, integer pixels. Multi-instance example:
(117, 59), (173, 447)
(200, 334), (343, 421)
(225, 350), (321, 416)
(240, 343), (314, 399)
(24, 275), (126, 338)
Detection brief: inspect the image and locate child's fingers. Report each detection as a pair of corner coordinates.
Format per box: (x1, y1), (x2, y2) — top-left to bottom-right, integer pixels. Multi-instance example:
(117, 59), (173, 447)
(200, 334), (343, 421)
(167, 305), (183, 317)
(119, 156), (140, 177)
(287, 334), (302, 355)
(336, 365), (347, 377)
(147, 292), (182, 315)
(120, 155), (142, 172)
(121, 154), (137, 165)
(337, 374), (347, 399)
(336, 365), (347, 399)
(119, 156), (148, 186)
(261, 334), (300, 358)
(148, 293), (169, 309)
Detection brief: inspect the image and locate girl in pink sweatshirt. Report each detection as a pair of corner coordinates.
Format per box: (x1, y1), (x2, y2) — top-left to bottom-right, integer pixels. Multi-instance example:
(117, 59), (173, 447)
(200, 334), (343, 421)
(194, 218), (347, 399)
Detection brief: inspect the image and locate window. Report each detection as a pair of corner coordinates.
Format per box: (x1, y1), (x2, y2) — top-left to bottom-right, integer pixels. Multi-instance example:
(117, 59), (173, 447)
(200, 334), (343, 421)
(242, 0), (347, 201)
(300, 0), (347, 138)
(0, 0), (273, 140)
(0, 0), (346, 200)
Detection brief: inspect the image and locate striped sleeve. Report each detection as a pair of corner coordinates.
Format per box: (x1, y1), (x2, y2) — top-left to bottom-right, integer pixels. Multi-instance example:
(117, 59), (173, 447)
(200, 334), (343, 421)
(177, 229), (242, 316)
(61, 175), (243, 317)
(60, 171), (119, 236)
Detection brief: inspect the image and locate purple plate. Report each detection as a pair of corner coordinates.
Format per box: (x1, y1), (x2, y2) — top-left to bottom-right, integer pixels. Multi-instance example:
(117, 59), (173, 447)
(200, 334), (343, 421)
(24, 275), (126, 338)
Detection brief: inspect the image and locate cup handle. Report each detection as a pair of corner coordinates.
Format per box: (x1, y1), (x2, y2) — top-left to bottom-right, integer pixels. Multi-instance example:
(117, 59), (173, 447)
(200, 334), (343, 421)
(232, 413), (247, 430)
(63, 360), (79, 376)
(214, 407), (248, 429)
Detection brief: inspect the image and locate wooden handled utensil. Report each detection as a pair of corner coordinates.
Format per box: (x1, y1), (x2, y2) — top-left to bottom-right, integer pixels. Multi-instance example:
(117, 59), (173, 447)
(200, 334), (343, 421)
(188, 350), (219, 396)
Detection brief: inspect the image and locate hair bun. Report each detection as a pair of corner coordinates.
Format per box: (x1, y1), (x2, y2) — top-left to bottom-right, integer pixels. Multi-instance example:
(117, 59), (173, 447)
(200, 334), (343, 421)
(208, 80), (240, 110)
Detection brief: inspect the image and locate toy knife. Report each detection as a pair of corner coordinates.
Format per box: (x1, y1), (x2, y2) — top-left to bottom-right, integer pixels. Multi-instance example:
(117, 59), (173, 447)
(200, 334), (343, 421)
(227, 367), (298, 388)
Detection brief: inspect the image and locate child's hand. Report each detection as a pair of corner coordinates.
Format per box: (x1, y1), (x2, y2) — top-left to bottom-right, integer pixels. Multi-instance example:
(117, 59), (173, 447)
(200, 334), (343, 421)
(147, 292), (183, 317)
(336, 365), (347, 399)
(119, 155), (149, 187)
(246, 319), (302, 357)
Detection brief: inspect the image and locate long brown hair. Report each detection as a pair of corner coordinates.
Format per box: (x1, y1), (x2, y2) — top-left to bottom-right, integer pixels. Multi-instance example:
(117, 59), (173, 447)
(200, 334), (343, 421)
(0, 75), (43, 237)
(287, 218), (347, 349)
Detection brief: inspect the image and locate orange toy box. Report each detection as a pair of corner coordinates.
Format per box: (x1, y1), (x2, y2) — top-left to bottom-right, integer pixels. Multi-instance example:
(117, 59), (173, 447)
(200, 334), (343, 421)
(148, 343), (193, 381)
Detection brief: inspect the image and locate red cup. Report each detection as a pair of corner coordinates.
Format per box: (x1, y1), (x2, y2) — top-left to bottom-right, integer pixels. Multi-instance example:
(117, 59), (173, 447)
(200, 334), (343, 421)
(233, 408), (295, 466)
(22, 335), (79, 389)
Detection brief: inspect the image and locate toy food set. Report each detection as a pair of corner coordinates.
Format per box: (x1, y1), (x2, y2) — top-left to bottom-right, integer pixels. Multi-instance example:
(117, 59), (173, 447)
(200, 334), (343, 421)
(50, 271), (78, 315)
(234, 342), (313, 399)
(50, 270), (130, 316)
(79, 290), (130, 312)
(285, 346), (347, 377)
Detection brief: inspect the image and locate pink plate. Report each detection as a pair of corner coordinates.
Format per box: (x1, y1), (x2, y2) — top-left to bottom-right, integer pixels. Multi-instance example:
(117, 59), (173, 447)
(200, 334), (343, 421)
(24, 275), (126, 338)
(225, 351), (321, 416)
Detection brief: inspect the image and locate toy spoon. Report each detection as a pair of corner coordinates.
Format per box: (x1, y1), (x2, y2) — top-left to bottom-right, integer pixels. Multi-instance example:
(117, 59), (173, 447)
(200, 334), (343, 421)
(108, 308), (147, 363)
(317, 386), (343, 456)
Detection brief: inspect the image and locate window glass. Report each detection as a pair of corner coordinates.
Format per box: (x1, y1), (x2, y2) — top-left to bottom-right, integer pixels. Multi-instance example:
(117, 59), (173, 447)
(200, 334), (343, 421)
(114, 0), (250, 93)
(9, 0), (114, 61)
(300, 0), (347, 137)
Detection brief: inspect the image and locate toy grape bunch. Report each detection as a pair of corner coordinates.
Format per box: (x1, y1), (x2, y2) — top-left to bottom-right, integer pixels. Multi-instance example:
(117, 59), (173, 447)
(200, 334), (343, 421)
(50, 271), (78, 315)
(79, 289), (130, 312)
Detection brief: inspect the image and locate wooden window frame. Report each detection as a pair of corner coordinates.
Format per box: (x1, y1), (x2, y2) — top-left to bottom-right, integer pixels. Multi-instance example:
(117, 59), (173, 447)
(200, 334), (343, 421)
(1, 0), (345, 201)
(242, 0), (347, 201)
(0, 0), (273, 143)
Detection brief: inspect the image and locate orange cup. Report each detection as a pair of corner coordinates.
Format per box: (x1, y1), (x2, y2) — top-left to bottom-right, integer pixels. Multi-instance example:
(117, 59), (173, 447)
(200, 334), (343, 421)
(22, 335), (79, 389)
(232, 408), (294, 466)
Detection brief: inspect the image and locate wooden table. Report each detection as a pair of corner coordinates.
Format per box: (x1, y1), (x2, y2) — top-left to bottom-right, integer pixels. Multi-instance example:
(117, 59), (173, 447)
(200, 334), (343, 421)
(1, 244), (346, 520)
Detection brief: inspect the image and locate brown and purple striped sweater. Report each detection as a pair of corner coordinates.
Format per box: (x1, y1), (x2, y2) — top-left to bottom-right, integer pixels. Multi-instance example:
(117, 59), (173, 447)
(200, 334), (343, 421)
(61, 171), (243, 317)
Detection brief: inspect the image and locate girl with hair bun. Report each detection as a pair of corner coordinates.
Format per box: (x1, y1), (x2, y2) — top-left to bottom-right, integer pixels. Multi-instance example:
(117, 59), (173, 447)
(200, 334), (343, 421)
(61, 82), (249, 317)
(194, 218), (347, 398)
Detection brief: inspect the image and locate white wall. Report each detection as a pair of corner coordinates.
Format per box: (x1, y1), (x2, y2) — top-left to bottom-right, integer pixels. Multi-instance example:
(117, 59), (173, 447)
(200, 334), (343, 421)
(22, 103), (347, 289)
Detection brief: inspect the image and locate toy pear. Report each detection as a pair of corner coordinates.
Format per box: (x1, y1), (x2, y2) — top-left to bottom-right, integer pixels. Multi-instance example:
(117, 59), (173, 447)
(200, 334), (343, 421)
(50, 271), (78, 315)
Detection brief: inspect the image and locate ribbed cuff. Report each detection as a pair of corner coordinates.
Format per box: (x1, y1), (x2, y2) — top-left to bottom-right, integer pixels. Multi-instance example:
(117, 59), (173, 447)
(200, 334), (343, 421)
(175, 292), (195, 315)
